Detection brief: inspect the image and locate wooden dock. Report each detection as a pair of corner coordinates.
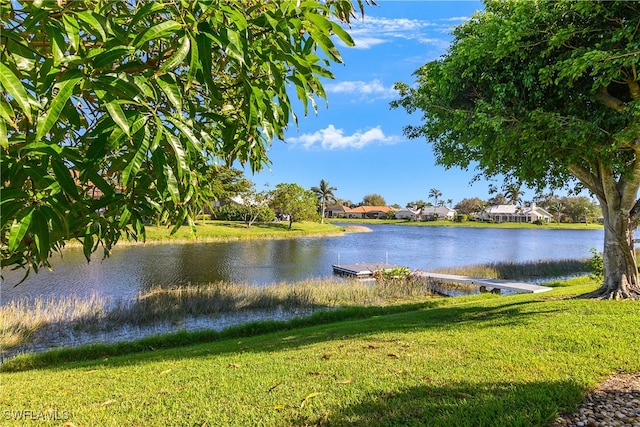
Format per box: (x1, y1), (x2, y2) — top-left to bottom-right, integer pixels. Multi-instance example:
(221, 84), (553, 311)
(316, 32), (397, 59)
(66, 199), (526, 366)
(414, 272), (553, 294)
(332, 262), (406, 278)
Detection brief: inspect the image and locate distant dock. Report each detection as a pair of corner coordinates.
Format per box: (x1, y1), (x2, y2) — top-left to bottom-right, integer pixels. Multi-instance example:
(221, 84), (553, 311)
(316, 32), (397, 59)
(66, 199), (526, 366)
(414, 272), (553, 294)
(332, 262), (406, 278)
(332, 262), (553, 294)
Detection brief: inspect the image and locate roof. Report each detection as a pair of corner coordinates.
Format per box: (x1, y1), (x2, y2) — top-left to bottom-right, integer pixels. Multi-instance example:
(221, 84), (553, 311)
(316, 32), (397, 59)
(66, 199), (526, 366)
(487, 204), (552, 217)
(345, 206), (394, 214)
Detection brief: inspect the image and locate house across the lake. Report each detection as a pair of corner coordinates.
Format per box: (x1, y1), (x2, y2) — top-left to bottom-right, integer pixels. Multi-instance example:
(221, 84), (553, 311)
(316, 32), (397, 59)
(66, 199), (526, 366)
(395, 207), (420, 220)
(344, 205), (394, 219)
(325, 205), (396, 219)
(394, 206), (457, 221)
(480, 204), (552, 223)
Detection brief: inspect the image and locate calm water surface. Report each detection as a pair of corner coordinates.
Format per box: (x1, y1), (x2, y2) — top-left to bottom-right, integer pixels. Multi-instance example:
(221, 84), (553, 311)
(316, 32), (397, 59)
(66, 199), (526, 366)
(1, 224), (603, 304)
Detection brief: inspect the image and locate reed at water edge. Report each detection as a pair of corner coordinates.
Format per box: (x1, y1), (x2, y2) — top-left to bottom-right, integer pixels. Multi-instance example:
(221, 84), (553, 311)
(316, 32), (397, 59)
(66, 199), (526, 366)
(0, 258), (589, 355)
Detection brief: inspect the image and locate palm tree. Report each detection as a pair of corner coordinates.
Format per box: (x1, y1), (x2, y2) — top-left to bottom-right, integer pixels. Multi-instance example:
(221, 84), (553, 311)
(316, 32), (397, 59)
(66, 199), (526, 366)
(428, 188), (442, 217)
(311, 179), (337, 223)
(505, 184), (524, 205)
(428, 188), (442, 205)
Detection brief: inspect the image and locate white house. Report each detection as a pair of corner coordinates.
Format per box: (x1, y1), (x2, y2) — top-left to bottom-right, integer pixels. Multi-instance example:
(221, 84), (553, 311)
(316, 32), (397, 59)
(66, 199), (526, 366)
(325, 205), (349, 218)
(481, 204), (552, 223)
(395, 207), (420, 220)
(419, 206), (457, 221)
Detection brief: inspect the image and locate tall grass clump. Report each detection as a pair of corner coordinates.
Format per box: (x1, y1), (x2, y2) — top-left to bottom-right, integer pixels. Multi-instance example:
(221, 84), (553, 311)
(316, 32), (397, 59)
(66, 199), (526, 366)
(1, 277), (438, 356)
(432, 258), (589, 280)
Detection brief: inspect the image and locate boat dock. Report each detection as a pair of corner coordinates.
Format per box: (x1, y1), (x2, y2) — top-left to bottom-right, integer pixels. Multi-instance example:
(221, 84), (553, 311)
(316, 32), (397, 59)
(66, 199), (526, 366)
(332, 262), (406, 278)
(414, 272), (553, 294)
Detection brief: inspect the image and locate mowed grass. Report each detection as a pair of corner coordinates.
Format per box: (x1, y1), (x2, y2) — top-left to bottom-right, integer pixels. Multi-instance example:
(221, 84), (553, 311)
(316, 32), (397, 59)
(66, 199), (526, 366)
(1, 279), (639, 426)
(139, 220), (363, 243)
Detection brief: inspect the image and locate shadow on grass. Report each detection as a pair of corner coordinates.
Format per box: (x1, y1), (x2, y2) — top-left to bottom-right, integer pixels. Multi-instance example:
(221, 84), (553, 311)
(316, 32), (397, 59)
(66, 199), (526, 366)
(1, 297), (557, 373)
(316, 379), (582, 427)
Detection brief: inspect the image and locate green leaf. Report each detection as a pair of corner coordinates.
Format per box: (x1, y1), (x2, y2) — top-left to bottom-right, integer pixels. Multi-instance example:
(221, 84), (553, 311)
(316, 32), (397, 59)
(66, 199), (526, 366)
(129, 2), (166, 30)
(304, 12), (332, 33)
(62, 14), (80, 51)
(0, 62), (33, 122)
(93, 46), (135, 69)
(122, 125), (151, 187)
(196, 30), (215, 90)
(45, 24), (66, 66)
(36, 71), (83, 141)
(163, 129), (188, 178)
(82, 226), (94, 261)
(224, 29), (245, 64)
(75, 11), (107, 42)
(166, 116), (201, 152)
(95, 89), (130, 136)
(134, 20), (183, 48)
(165, 163), (181, 203)
(0, 100), (15, 127)
(156, 74), (182, 111)
(0, 117), (7, 149)
(8, 208), (34, 253)
(158, 35), (191, 74)
(330, 21), (354, 47)
(31, 209), (50, 261)
(186, 35), (199, 90)
(51, 157), (80, 199)
(308, 28), (342, 63)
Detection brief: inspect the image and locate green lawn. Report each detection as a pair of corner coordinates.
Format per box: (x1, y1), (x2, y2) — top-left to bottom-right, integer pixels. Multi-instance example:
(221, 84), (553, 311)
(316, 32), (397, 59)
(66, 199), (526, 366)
(138, 220), (356, 243)
(1, 278), (638, 426)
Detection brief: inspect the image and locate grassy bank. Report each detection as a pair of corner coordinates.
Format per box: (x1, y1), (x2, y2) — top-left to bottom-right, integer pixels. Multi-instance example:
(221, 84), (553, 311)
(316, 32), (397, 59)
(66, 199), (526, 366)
(137, 221), (369, 243)
(2, 277), (638, 426)
(0, 259), (587, 355)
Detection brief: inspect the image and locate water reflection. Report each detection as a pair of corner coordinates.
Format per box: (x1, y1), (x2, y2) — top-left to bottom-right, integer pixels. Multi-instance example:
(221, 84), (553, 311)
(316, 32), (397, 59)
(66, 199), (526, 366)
(1, 224), (603, 304)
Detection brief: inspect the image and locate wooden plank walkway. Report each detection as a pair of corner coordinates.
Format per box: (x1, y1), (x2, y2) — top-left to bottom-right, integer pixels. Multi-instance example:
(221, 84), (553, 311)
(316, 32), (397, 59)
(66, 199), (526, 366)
(413, 271), (553, 294)
(332, 263), (406, 277)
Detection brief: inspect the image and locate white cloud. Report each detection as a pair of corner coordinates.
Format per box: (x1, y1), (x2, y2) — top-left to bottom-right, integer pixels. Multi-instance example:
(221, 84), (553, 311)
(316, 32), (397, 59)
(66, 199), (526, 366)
(289, 125), (401, 150)
(343, 16), (455, 49)
(350, 37), (387, 49)
(324, 79), (397, 99)
(442, 16), (471, 22)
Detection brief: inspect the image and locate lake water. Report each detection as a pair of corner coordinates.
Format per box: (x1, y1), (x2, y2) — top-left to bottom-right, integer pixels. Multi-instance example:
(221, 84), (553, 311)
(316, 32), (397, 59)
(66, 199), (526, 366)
(0, 224), (603, 305)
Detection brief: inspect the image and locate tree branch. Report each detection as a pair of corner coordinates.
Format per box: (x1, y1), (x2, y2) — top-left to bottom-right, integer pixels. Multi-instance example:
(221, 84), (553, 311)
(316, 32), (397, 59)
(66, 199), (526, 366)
(595, 85), (626, 112)
(628, 79), (640, 100)
(568, 162), (605, 200)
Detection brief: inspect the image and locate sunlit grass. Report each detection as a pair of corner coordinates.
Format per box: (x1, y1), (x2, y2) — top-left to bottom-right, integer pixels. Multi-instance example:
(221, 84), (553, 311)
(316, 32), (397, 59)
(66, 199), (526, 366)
(1, 279), (638, 426)
(138, 221), (362, 243)
(0, 258), (591, 359)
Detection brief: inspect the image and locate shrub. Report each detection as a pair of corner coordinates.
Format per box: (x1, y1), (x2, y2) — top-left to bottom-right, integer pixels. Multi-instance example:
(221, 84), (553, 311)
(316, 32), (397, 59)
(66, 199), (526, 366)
(587, 248), (604, 283)
(454, 214), (468, 223)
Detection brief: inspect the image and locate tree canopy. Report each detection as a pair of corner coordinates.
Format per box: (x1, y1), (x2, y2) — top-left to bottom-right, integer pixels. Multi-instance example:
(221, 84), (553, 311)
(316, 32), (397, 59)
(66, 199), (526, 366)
(362, 193), (386, 206)
(392, 0), (640, 299)
(1, 0), (368, 275)
(269, 183), (318, 229)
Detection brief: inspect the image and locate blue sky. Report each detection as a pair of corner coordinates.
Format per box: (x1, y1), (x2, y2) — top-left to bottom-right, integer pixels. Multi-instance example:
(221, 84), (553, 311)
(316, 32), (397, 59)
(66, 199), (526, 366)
(251, 1), (500, 207)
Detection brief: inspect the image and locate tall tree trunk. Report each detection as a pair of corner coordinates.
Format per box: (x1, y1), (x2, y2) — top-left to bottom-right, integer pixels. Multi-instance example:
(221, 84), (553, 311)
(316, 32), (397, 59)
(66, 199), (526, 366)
(569, 161), (640, 300)
(587, 205), (640, 299)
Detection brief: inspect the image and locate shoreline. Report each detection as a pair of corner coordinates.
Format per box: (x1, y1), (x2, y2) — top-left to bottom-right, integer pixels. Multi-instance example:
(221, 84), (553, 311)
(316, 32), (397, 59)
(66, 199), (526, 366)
(61, 224), (373, 248)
